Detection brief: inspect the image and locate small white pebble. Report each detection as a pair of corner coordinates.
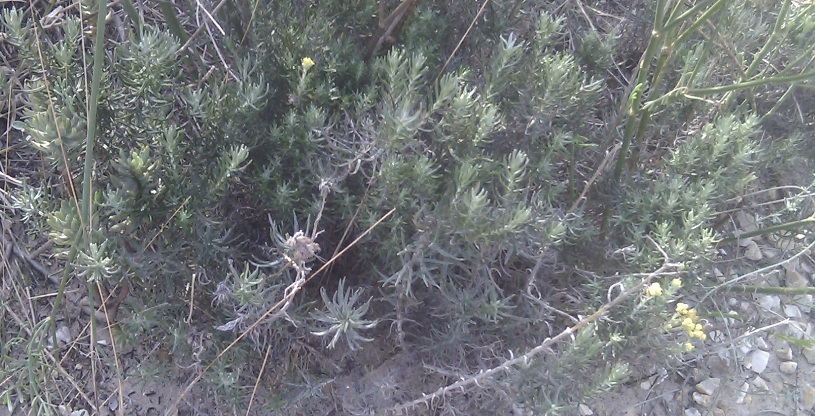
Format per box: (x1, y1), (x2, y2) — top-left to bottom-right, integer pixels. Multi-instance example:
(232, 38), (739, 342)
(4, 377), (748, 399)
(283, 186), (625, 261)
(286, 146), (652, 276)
(735, 382), (749, 404)
(774, 344), (793, 361)
(802, 384), (815, 410)
(779, 361), (798, 374)
(752, 376), (769, 391)
(803, 347), (815, 364)
(783, 304), (802, 319)
(745, 350), (770, 374)
(695, 378), (721, 395)
(577, 404), (593, 416)
(692, 392), (712, 408)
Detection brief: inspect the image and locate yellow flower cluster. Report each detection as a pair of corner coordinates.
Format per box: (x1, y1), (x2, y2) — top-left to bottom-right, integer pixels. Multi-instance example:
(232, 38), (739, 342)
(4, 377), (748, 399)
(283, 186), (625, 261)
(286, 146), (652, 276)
(301, 57), (315, 71)
(645, 279), (683, 299)
(645, 282), (663, 297)
(671, 302), (706, 350)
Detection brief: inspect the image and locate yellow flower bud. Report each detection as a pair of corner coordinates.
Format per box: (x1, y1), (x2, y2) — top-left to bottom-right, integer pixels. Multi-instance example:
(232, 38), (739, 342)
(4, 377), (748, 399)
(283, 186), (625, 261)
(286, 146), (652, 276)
(301, 57), (315, 71)
(645, 282), (663, 297)
(671, 278), (682, 288)
(676, 303), (689, 314)
(683, 342), (694, 352)
(686, 309), (698, 320)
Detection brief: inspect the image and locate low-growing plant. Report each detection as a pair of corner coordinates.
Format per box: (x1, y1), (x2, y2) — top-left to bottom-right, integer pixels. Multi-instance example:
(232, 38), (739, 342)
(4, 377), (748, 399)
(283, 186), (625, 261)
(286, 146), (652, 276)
(1, 0), (814, 415)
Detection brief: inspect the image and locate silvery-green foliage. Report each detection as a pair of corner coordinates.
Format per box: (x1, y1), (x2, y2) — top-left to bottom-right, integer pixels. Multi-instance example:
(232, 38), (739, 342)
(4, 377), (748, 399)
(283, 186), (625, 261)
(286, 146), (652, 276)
(310, 277), (378, 350)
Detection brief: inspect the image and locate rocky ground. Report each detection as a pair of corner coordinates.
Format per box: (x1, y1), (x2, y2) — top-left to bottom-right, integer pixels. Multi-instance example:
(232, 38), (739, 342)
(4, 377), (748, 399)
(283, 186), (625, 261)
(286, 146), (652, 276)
(587, 197), (815, 415)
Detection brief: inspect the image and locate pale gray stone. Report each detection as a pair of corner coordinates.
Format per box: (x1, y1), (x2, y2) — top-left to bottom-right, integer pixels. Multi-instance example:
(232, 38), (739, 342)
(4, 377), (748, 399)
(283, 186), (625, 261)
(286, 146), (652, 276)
(695, 377), (721, 395)
(752, 376), (769, 391)
(779, 361), (798, 374)
(802, 384), (815, 410)
(785, 268), (808, 288)
(783, 304), (802, 319)
(757, 295), (781, 311)
(802, 347), (815, 364)
(745, 350), (770, 374)
(692, 392), (712, 408)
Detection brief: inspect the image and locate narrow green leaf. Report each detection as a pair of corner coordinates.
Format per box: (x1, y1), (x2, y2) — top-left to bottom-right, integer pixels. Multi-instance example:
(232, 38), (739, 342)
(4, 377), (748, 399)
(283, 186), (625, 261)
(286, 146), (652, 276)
(158, 1), (190, 44)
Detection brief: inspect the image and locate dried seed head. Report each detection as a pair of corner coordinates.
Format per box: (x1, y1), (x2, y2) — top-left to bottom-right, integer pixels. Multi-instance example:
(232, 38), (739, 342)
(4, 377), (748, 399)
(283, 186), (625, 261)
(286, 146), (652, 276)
(286, 231), (321, 266)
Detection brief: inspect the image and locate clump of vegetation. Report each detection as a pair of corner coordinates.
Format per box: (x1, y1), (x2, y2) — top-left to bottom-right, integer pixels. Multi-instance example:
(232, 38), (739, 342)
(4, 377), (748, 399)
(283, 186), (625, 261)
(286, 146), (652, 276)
(1, 0), (814, 414)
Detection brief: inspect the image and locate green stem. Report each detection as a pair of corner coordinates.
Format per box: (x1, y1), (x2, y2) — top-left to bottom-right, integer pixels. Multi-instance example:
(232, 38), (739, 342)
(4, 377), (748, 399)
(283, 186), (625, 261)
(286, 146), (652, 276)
(613, 0), (673, 182)
(745, 0), (792, 77)
(671, 0), (729, 47)
(48, 239), (79, 347)
(718, 216), (815, 244)
(568, 142), (576, 204)
(722, 285), (815, 295)
(662, 0), (718, 33)
(81, 0), (107, 225)
(686, 68), (815, 95)
(49, 0), (108, 345)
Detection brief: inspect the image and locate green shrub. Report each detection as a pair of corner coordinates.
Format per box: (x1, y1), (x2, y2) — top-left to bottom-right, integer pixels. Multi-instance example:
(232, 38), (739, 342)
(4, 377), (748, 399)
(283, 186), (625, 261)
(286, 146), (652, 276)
(2, 0), (814, 414)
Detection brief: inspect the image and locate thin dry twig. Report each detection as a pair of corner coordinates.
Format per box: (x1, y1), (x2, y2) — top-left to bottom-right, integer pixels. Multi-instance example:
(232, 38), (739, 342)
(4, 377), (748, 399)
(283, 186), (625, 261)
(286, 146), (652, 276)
(434, 0), (491, 84)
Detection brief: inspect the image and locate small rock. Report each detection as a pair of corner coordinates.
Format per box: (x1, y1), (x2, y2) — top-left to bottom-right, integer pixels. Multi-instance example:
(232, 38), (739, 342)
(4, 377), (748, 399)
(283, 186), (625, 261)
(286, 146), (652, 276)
(685, 409), (702, 416)
(783, 257), (801, 272)
(640, 374), (658, 390)
(802, 384), (815, 410)
(55, 325), (73, 346)
(802, 347), (815, 364)
(774, 344), (793, 361)
(744, 240), (763, 260)
(690, 368), (707, 383)
(762, 247), (781, 258)
(705, 355), (728, 373)
(745, 350), (770, 373)
(757, 295), (781, 311)
(695, 378), (721, 395)
(780, 361), (798, 374)
(785, 268), (808, 288)
(794, 295), (813, 313)
(735, 382), (749, 404)
(736, 211), (758, 233)
(752, 376), (769, 391)
(708, 330), (725, 343)
(577, 404), (593, 415)
(783, 304), (802, 319)
(755, 337), (769, 350)
(692, 392), (712, 408)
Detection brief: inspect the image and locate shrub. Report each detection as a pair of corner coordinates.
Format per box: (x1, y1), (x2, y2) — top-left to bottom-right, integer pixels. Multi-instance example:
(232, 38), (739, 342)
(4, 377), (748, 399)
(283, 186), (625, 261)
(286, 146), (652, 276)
(1, 0), (814, 414)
